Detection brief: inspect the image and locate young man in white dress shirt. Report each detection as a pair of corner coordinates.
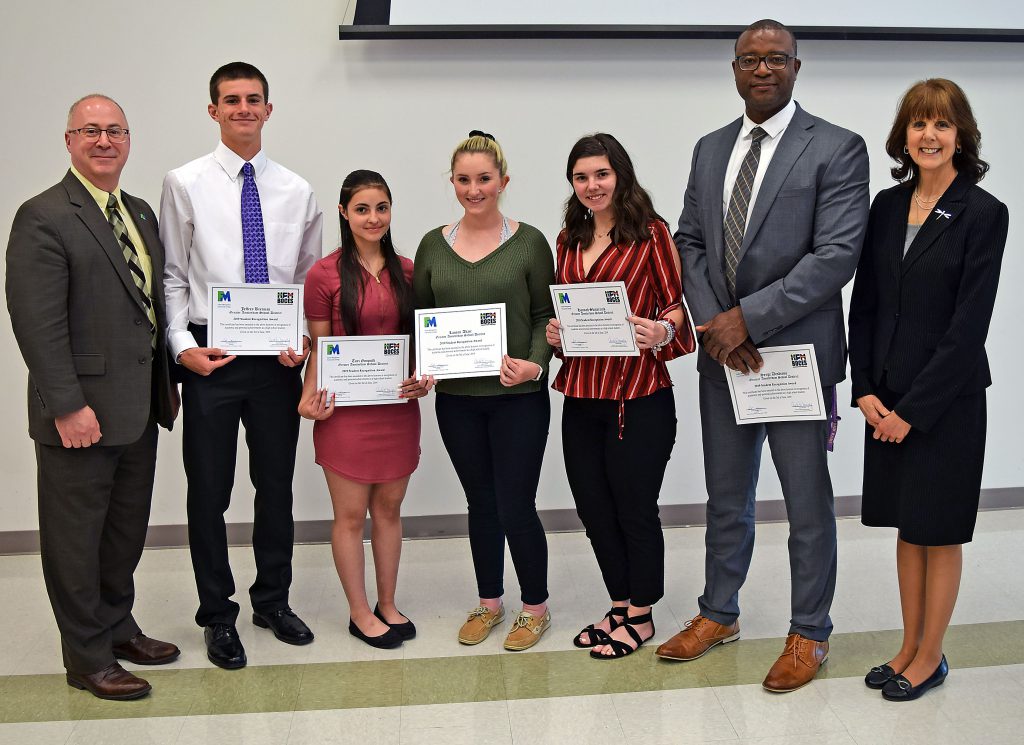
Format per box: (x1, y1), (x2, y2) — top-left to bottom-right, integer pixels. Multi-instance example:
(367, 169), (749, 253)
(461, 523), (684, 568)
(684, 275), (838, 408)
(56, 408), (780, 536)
(160, 62), (323, 670)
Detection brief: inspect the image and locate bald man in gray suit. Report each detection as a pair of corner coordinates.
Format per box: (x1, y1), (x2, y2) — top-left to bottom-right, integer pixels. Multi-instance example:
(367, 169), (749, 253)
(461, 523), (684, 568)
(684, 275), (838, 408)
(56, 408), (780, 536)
(659, 20), (869, 692)
(6, 95), (180, 700)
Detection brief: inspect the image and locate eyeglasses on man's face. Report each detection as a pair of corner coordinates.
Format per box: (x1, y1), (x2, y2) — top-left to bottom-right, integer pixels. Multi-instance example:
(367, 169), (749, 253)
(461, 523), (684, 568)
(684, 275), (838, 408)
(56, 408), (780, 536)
(67, 126), (130, 143)
(734, 54), (793, 71)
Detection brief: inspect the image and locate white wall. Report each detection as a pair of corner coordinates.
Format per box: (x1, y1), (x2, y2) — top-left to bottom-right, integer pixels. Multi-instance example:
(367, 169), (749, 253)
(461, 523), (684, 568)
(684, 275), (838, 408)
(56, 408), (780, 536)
(1, 1), (1021, 532)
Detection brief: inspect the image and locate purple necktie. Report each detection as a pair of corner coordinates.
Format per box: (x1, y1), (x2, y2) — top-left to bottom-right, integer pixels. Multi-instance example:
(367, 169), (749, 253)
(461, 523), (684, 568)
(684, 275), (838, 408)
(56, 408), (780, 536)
(241, 162), (269, 284)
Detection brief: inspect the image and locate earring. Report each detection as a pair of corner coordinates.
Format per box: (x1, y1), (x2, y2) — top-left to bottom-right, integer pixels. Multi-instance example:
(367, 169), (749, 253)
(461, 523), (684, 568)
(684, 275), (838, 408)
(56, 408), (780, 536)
(903, 146), (909, 154)
(956, 145), (962, 154)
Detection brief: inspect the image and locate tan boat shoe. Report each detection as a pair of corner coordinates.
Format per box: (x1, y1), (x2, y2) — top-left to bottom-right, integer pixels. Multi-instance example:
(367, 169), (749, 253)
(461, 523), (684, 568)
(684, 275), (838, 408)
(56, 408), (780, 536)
(458, 605), (505, 645)
(503, 609), (551, 651)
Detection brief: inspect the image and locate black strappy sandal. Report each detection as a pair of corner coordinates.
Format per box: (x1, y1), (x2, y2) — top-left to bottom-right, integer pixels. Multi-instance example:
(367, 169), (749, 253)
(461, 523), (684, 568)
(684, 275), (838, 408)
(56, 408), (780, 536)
(589, 610), (655, 659)
(573, 606), (628, 648)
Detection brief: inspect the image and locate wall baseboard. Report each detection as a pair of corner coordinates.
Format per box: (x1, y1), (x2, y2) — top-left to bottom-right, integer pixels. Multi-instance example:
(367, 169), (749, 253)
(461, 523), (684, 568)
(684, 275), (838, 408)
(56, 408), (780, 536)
(1, 488), (1021, 555)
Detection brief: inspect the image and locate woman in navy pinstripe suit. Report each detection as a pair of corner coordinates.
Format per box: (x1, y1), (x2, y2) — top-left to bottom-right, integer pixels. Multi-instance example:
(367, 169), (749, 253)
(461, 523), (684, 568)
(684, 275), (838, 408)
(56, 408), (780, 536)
(849, 79), (1008, 701)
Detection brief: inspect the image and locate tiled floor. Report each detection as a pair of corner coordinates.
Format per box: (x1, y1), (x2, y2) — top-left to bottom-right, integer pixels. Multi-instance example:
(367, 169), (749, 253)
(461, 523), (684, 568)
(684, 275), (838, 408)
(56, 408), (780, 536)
(1, 510), (1022, 744)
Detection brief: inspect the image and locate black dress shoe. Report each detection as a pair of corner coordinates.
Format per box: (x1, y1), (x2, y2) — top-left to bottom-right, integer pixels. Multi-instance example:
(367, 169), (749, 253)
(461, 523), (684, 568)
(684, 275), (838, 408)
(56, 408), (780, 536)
(882, 655), (948, 701)
(349, 618), (403, 649)
(865, 662), (898, 689)
(204, 623), (247, 670)
(253, 608), (314, 646)
(374, 603), (416, 640)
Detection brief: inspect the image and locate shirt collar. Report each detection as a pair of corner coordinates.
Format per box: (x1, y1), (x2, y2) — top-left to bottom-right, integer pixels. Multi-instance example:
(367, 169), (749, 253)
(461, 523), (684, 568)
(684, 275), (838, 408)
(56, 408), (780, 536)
(70, 164), (123, 213)
(214, 140), (267, 180)
(741, 99), (797, 141)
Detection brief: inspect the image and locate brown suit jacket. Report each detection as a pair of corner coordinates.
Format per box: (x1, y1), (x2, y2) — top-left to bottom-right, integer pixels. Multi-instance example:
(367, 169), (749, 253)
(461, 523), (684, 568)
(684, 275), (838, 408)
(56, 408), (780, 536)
(6, 170), (175, 446)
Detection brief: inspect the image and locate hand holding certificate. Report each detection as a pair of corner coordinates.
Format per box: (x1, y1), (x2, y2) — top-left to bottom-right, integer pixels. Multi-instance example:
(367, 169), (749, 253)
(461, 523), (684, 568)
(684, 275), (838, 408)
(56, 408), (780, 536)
(415, 303), (507, 379)
(549, 281), (639, 356)
(725, 344), (827, 424)
(317, 335), (410, 406)
(208, 283), (303, 355)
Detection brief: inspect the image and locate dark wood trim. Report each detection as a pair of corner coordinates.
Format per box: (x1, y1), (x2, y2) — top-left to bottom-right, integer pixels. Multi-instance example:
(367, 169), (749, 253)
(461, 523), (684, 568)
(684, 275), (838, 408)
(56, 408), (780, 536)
(2, 487), (1021, 554)
(339, 24), (1024, 43)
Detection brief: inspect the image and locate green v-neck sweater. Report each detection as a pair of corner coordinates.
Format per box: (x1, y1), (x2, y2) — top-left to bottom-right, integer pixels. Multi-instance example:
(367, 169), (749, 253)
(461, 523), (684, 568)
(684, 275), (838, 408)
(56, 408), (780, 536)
(412, 222), (555, 396)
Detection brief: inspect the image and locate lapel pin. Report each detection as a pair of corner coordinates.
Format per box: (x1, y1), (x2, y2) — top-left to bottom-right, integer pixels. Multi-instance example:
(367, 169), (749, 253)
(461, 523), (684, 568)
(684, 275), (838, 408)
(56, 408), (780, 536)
(139, 213), (147, 221)
(934, 209), (951, 220)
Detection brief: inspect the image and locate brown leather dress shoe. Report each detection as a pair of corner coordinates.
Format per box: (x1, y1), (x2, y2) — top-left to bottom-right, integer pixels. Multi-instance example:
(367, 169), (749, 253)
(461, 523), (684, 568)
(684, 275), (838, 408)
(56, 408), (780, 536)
(655, 614), (740, 661)
(113, 633), (181, 665)
(762, 633), (829, 692)
(66, 662), (151, 700)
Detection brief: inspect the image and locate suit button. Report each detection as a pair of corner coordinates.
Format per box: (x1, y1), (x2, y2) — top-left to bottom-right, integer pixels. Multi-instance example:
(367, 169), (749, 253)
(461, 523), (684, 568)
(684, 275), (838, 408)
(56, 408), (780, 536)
(894, 313), (900, 320)
(138, 357), (147, 365)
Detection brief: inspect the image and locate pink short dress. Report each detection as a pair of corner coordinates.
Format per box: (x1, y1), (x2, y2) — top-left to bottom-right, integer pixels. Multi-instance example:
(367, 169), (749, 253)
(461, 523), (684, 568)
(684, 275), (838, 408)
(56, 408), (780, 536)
(304, 253), (420, 483)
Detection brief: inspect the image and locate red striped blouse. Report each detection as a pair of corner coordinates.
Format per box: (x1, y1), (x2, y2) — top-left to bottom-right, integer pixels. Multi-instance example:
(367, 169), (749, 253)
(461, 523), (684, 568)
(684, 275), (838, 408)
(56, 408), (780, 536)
(552, 220), (696, 410)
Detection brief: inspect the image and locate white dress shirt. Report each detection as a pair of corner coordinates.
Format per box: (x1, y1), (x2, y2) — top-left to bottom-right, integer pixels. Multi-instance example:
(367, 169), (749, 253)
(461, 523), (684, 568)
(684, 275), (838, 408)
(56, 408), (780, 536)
(160, 141), (323, 358)
(722, 99), (797, 223)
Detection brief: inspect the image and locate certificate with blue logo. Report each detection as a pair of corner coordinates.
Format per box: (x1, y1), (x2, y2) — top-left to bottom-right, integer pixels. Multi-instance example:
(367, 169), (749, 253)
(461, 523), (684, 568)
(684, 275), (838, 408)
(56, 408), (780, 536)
(414, 303), (507, 379)
(726, 344), (826, 424)
(208, 283), (303, 355)
(317, 335), (410, 406)
(550, 281), (639, 357)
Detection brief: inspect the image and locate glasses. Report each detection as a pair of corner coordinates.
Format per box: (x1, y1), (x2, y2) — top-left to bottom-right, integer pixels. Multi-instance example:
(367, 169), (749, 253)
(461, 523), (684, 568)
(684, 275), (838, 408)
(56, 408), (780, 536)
(734, 53), (793, 71)
(67, 126), (130, 143)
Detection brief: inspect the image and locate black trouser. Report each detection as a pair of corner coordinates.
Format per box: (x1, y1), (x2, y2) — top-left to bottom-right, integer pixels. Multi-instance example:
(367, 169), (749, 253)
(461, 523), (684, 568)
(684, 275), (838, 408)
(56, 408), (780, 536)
(182, 324), (302, 627)
(36, 420), (158, 674)
(435, 389), (550, 605)
(562, 387), (676, 607)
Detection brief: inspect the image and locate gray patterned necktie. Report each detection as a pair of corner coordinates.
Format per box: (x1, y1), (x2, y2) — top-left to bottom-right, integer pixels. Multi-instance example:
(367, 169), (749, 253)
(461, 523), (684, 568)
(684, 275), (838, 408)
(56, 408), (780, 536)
(106, 194), (157, 348)
(723, 126), (768, 303)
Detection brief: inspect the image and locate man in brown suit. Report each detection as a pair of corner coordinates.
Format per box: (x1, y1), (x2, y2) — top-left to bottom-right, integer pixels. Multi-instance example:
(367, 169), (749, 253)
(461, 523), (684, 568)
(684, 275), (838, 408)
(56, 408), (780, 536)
(6, 95), (180, 700)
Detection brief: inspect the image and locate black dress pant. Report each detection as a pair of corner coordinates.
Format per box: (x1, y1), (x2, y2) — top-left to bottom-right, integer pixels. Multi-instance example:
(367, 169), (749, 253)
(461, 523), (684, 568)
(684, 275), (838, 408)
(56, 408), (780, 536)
(435, 389), (550, 605)
(182, 325), (302, 627)
(36, 420), (158, 674)
(562, 387), (676, 607)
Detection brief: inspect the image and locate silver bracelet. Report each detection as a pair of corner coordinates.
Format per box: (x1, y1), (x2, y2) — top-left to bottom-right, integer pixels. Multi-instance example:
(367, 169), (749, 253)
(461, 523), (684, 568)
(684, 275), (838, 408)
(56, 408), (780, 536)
(651, 319), (676, 351)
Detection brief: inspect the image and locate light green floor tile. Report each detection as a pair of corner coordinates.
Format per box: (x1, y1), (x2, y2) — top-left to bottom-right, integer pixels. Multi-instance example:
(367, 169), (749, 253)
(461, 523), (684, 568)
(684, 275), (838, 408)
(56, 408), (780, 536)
(401, 654), (506, 705)
(295, 660), (402, 710)
(2, 620), (1023, 724)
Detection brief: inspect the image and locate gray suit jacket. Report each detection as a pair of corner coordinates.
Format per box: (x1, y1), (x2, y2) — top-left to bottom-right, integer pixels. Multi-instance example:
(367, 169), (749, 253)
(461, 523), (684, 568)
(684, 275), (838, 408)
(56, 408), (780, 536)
(6, 170), (175, 446)
(674, 103), (870, 386)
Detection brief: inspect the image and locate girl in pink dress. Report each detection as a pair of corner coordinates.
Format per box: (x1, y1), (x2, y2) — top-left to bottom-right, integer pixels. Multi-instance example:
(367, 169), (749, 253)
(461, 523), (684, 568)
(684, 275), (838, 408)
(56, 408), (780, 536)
(299, 170), (432, 648)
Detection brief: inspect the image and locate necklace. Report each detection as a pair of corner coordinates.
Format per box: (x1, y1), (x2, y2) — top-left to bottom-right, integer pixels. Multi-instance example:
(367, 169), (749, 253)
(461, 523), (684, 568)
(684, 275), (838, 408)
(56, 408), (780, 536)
(357, 256), (385, 284)
(595, 225), (615, 240)
(912, 190), (941, 210)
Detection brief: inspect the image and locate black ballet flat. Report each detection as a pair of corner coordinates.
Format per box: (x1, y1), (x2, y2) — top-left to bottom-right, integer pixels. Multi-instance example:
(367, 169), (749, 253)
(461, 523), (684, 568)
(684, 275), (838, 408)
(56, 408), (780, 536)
(374, 603), (416, 640)
(865, 662), (898, 689)
(882, 655), (948, 701)
(348, 618), (403, 649)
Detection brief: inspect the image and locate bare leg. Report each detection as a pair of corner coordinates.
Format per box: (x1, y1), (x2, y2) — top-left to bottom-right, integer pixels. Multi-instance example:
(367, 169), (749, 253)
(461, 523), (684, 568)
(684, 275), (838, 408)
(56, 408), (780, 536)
(324, 469), (388, 636)
(888, 537), (927, 673)
(368, 476), (411, 625)
(901, 544), (962, 685)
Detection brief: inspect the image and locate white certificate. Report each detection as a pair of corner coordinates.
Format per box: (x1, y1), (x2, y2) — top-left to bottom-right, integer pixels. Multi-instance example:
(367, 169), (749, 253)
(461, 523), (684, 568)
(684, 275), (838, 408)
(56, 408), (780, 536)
(726, 344), (827, 425)
(550, 281), (639, 357)
(208, 284), (303, 355)
(414, 303), (507, 379)
(317, 335), (409, 407)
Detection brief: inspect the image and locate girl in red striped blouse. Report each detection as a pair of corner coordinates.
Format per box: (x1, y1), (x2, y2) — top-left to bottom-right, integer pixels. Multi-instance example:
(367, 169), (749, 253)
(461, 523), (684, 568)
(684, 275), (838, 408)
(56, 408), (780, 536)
(546, 133), (696, 659)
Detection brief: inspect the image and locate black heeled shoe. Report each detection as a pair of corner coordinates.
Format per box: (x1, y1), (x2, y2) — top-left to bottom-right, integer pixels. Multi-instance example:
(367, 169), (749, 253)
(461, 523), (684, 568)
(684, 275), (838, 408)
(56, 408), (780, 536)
(865, 662), (898, 689)
(589, 610), (655, 659)
(348, 618), (403, 649)
(882, 655), (948, 701)
(574, 606), (628, 648)
(374, 603), (416, 640)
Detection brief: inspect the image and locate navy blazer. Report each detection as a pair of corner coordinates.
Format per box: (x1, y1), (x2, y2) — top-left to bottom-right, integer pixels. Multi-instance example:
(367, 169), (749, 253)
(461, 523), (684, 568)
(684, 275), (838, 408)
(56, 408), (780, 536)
(848, 171), (1008, 432)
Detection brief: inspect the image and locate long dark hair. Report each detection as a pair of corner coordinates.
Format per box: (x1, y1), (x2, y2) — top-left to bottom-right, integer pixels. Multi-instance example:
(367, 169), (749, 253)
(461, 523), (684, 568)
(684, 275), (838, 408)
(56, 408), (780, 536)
(336, 170), (414, 335)
(885, 78), (989, 183)
(563, 133), (664, 250)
